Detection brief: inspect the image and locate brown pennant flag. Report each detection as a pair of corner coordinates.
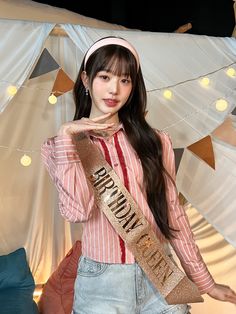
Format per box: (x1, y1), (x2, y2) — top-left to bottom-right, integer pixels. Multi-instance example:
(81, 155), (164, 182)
(51, 69), (74, 97)
(212, 116), (236, 147)
(187, 135), (215, 170)
(178, 192), (188, 206)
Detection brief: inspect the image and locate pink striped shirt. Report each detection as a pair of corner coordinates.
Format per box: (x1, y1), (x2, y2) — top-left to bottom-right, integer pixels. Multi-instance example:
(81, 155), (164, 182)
(41, 126), (215, 294)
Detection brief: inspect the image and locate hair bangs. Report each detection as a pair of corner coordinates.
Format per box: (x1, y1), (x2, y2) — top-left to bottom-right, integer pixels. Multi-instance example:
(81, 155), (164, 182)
(92, 45), (138, 80)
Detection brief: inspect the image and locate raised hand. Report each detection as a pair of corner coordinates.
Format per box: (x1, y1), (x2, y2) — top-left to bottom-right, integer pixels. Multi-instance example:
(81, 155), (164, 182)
(57, 113), (115, 136)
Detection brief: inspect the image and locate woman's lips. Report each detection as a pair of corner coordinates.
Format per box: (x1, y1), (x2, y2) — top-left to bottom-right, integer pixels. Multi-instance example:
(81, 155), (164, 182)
(104, 99), (118, 107)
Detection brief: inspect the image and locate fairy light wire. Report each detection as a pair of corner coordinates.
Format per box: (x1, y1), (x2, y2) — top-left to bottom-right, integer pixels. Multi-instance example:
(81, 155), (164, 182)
(0, 61), (235, 156)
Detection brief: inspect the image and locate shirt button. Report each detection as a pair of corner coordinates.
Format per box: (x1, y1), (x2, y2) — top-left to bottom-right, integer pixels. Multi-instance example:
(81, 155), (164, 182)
(114, 163), (118, 167)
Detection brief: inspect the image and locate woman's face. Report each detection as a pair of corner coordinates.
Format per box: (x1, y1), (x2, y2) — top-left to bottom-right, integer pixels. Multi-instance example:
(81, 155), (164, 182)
(88, 70), (132, 122)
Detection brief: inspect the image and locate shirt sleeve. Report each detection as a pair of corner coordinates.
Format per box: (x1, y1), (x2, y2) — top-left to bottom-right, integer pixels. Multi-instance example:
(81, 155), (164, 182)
(160, 131), (216, 294)
(41, 135), (95, 222)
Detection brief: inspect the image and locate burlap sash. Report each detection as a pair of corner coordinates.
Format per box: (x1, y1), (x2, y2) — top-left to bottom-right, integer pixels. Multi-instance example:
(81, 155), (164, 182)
(75, 133), (204, 305)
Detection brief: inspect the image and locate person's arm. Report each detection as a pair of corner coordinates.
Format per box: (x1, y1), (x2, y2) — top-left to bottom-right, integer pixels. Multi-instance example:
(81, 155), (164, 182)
(160, 131), (236, 303)
(41, 135), (95, 222)
(41, 113), (116, 223)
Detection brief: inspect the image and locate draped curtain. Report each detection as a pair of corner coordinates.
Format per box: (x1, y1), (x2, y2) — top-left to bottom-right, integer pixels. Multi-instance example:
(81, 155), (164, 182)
(0, 18), (236, 313)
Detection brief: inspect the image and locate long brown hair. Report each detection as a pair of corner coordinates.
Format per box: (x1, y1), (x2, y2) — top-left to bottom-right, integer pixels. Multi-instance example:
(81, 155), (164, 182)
(73, 39), (177, 239)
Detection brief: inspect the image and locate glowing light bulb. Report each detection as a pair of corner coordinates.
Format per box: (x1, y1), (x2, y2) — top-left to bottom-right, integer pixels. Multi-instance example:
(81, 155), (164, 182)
(48, 94), (57, 104)
(20, 154), (32, 167)
(7, 85), (18, 96)
(163, 89), (172, 99)
(226, 68), (236, 77)
(215, 99), (228, 112)
(200, 77), (210, 87)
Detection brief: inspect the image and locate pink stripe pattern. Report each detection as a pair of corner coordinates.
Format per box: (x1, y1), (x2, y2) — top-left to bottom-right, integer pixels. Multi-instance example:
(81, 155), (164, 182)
(41, 126), (215, 294)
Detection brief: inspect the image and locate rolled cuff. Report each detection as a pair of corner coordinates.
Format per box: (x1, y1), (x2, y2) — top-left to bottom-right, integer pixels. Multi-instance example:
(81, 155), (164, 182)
(188, 269), (216, 294)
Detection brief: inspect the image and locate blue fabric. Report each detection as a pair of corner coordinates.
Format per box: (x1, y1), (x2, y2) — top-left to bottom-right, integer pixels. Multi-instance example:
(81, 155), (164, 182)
(0, 289), (39, 314)
(73, 255), (191, 314)
(0, 247), (39, 314)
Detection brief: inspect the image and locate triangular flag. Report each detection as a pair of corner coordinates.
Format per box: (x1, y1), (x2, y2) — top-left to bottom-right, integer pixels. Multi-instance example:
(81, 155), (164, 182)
(178, 192), (188, 206)
(51, 69), (74, 97)
(187, 136), (215, 169)
(212, 116), (236, 147)
(232, 107), (236, 115)
(29, 48), (60, 79)
(173, 148), (184, 173)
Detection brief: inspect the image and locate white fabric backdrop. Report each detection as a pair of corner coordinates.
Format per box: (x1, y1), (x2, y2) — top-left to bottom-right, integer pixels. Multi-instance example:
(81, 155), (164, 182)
(0, 3), (236, 312)
(0, 19), (55, 112)
(62, 24), (236, 148)
(177, 136), (236, 248)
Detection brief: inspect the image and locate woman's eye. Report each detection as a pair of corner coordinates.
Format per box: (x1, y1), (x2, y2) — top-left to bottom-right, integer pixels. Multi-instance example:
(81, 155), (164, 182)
(100, 75), (109, 80)
(121, 78), (131, 84)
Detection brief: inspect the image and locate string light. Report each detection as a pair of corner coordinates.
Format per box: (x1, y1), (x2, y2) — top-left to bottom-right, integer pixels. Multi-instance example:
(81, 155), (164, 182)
(0, 145), (38, 154)
(20, 154), (32, 167)
(1, 66), (66, 97)
(0, 62), (235, 96)
(7, 85), (18, 96)
(215, 99), (228, 112)
(200, 77), (210, 87)
(147, 61), (236, 92)
(162, 94), (234, 132)
(0, 145), (38, 168)
(226, 68), (236, 77)
(163, 89), (172, 99)
(48, 94), (57, 104)
(0, 61), (235, 160)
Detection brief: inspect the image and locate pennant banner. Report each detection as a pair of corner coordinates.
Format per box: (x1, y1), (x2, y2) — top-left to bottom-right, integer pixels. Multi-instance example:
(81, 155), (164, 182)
(29, 48), (59, 79)
(231, 107), (236, 116)
(51, 69), (74, 97)
(212, 116), (236, 147)
(187, 136), (215, 170)
(178, 192), (188, 206)
(173, 148), (184, 173)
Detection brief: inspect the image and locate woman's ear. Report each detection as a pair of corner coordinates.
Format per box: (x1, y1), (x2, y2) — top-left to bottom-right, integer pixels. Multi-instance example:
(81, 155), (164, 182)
(81, 71), (89, 89)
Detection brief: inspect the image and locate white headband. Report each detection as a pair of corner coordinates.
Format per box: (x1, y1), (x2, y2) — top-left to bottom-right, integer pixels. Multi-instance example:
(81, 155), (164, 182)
(84, 37), (140, 70)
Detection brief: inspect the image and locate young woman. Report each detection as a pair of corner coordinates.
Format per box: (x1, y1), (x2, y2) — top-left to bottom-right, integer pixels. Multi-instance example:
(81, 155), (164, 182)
(41, 36), (236, 313)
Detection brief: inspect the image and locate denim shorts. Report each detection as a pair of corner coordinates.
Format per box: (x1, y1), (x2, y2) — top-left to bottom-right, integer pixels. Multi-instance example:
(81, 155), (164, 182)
(72, 255), (191, 314)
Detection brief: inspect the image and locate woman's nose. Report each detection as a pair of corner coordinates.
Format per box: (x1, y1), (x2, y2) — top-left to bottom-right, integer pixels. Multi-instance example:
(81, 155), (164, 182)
(109, 79), (118, 94)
